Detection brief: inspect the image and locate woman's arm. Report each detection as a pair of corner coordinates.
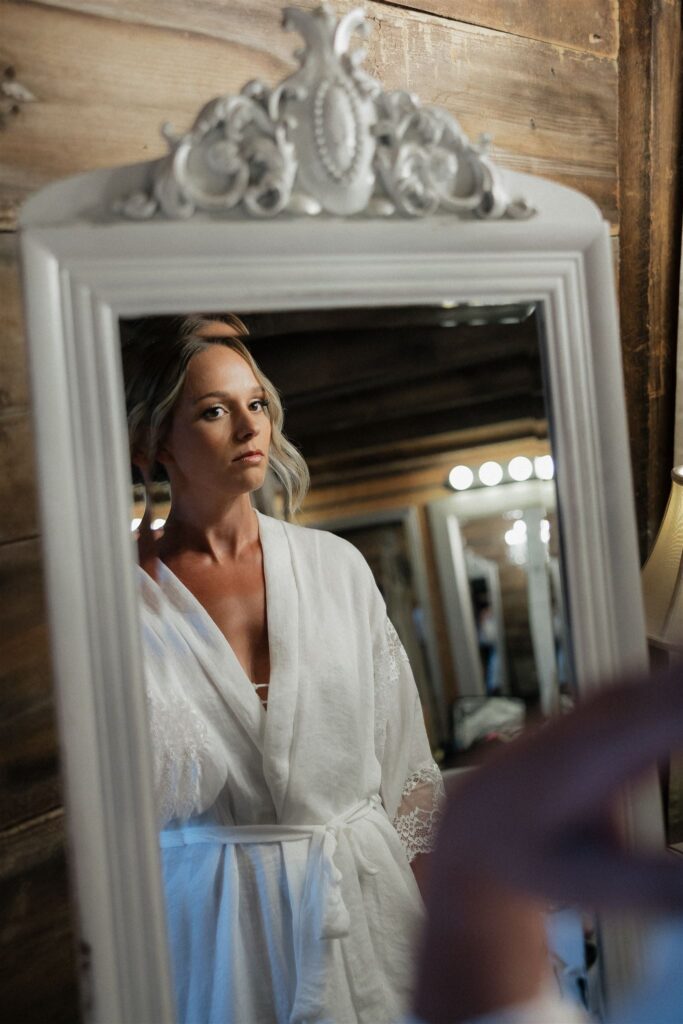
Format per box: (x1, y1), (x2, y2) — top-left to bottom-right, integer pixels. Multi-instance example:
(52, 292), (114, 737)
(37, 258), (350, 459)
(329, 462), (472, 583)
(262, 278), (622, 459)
(410, 852), (431, 900)
(414, 668), (683, 1023)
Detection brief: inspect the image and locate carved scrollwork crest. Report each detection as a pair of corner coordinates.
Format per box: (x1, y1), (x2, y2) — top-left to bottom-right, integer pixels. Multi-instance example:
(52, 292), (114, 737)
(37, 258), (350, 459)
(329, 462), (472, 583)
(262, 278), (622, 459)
(115, 4), (534, 221)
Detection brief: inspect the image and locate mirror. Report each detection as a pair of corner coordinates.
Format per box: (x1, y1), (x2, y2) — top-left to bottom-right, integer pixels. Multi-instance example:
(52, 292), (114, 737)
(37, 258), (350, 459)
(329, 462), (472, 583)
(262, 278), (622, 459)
(17, 5), (660, 1021)
(117, 299), (589, 1019)
(123, 301), (563, 756)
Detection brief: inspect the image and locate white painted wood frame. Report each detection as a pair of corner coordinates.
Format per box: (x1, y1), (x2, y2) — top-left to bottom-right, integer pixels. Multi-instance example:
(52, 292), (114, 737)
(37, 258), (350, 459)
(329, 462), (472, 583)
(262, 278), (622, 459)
(19, 163), (661, 1021)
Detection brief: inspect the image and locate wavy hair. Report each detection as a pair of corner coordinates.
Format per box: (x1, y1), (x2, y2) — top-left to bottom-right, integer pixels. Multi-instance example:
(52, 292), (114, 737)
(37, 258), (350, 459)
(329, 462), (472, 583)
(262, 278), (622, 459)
(121, 313), (310, 514)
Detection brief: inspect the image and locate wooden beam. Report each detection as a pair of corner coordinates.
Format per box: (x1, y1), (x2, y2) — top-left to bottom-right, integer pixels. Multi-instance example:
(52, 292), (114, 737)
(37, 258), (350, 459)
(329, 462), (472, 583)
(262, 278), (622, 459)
(618, 0), (683, 556)
(246, 316), (540, 400)
(298, 392), (547, 460)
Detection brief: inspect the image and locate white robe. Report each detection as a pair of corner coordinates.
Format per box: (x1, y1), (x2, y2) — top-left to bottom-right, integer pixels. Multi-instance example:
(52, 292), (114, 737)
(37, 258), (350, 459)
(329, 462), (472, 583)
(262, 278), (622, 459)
(138, 511), (443, 1024)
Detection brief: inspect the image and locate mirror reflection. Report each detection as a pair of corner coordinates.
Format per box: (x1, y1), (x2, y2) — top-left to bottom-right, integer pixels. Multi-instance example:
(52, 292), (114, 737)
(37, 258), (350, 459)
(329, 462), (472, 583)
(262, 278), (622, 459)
(119, 303), (569, 1022)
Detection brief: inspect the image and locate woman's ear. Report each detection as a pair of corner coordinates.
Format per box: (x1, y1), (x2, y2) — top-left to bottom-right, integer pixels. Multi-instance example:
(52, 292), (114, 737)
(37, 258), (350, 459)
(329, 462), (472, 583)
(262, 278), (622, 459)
(154, 447), (171, 469)
(132, 450), (148, 469)
(133, 444), (172, 485)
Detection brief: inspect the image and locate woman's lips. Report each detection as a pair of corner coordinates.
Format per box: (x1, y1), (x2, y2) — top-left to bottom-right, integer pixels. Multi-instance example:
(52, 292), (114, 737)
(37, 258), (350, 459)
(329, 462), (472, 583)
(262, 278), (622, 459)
(234, 451), (264, 463)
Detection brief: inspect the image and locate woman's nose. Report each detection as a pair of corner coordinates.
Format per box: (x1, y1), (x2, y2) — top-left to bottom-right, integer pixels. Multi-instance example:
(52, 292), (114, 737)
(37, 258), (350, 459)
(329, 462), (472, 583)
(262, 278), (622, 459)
(233, 407), (257, 440)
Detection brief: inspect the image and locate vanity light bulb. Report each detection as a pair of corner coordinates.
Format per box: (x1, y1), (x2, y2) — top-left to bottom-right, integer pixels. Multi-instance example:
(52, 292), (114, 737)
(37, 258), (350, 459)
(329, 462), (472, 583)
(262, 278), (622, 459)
(504, 519), (528, 547)
(448, 465), (474, 490)
(541, 519), (551, 544)
(151, 517), (166, 531)
(479, 461), (503, 487)
(508, 456), (533, 482)
(534, 455), (555, 480)
(130, 517), (142, 532)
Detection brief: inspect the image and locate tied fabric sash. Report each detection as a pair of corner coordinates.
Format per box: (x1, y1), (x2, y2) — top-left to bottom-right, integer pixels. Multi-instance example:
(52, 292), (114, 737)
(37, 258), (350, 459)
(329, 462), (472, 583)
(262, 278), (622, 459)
(160, 795), (384, 1023)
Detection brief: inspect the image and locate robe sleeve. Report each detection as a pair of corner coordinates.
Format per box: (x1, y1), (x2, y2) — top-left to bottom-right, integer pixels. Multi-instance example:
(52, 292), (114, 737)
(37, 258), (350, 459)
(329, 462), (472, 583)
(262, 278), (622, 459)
(373, 605), (445, 862)
(137, 568), (229, 826)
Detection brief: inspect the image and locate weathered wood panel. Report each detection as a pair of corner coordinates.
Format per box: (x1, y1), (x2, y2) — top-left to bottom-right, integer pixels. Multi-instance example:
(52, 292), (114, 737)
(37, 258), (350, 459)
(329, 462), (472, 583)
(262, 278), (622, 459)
(0, 237), (40, 543)
(28, 0), (619, 57)
(364, 15), (617, 222)
(0, 233), (29, 411)
(618, 0), (683, 556)
(0, 811), (80, 1022)
(0, 414), (39, 544)
(1, 1), (617, 227)
(388, 0), (618, 57)
(0, 539), (62, 831)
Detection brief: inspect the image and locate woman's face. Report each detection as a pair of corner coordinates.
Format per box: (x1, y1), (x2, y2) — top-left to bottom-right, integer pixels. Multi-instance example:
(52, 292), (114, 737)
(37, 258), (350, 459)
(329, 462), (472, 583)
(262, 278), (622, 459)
(158, 343), (272, 500)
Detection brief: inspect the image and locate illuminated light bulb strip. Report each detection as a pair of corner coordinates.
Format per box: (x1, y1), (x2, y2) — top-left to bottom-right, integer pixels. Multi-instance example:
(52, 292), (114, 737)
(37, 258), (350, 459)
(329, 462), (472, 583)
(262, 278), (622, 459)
(505, 518), (551, 547)
(130, 517), (167, 531)
(447, 454), (555, 492)
(508, 456), (533, 481)
(448, 465), (474, 490)
(534, 455), (554, 480)
(479, 460), (503, 486)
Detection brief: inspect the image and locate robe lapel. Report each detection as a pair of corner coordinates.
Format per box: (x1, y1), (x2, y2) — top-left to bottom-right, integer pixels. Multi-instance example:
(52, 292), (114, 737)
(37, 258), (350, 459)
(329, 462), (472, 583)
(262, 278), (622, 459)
(257, 512), (300, 818)
(153, 561), (265, 749)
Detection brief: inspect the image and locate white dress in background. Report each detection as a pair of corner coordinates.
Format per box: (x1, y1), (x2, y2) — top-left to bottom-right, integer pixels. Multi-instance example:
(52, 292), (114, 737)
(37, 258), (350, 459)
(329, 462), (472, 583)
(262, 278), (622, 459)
(138, 511), (444, 1024)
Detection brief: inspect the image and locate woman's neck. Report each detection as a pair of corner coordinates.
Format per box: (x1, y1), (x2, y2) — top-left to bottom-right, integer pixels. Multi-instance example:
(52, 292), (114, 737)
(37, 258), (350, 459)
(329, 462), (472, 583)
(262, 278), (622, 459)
(158, 492), (259, 563)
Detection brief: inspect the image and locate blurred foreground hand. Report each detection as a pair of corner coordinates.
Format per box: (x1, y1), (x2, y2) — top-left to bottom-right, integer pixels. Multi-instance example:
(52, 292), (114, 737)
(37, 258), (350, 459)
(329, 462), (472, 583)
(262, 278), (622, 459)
(414, 668), (683, 1023)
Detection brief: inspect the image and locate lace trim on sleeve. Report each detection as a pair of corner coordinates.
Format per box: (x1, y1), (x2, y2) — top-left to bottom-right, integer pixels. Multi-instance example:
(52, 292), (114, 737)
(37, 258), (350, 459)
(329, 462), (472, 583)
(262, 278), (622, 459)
(146, 691), (209, 826)
(373, 617), (410, 761)
(392, 761), (445, 862)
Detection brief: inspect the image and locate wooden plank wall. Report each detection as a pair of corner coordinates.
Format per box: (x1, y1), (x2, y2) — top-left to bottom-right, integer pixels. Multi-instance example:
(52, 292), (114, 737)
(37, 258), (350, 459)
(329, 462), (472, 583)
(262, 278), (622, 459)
(0, 1), (680, 1018)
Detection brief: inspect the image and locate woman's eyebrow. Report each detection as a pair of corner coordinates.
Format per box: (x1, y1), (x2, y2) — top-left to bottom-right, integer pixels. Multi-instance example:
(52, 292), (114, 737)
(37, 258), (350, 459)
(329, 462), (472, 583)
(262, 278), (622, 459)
(193, 387), (264, 404)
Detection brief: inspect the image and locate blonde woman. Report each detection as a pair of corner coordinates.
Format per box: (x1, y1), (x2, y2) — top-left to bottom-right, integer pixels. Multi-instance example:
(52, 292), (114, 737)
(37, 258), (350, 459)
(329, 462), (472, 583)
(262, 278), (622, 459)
(121, 314), (443, 1024)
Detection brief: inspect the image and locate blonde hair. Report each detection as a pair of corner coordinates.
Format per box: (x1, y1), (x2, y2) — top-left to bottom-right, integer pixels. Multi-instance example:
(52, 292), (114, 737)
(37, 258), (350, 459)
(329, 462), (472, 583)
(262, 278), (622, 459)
(121, 314), (310, 514)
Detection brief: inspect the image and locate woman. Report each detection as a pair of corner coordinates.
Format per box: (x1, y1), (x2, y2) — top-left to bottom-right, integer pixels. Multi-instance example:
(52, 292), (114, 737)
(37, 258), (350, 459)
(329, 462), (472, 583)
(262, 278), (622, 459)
(122, 314), (443, 1024)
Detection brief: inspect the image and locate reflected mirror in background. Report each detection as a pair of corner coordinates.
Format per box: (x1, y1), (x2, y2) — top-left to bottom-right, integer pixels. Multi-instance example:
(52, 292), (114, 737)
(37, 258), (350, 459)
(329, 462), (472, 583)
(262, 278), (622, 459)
(122, 301), (569, 761)
(462, 501), (566, 703)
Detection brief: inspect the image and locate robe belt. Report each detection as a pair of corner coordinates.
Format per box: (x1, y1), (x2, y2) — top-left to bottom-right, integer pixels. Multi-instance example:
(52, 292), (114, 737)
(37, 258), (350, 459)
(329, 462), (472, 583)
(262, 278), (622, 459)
(160, 795), (384, 1023)
(160, 794), (381, 937)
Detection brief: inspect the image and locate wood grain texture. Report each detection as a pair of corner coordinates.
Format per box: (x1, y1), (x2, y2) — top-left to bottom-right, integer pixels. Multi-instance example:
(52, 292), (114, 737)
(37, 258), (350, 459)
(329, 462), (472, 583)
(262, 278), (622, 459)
(0, 538), (52, 723)
(618, 0), (683, 556)
(0, 236), (40, 542)
(1, 0), (617, 227)
(0, 538), (62, 831)
(0, 233), (29, 411)
(23, 0), (619, 56)
(0, 414), (39, 544)
(387, 0), (618, 58)
(0, 811), (80, 1023)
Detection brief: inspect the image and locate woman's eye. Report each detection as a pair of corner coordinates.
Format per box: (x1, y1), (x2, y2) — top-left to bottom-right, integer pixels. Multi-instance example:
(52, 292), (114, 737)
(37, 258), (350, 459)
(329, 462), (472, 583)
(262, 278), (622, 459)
(249, 399), (269, 413)
(202, 405), (226, 420)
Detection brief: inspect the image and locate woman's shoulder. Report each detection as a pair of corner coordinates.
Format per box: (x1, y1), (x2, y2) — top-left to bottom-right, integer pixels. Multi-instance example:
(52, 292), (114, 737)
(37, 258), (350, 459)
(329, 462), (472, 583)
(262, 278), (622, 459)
(260, 512), (374, 577)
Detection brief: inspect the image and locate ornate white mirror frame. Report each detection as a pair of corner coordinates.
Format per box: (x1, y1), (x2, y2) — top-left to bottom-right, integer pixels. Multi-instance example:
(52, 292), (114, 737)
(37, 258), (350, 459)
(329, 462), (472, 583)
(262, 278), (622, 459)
(17, 5), (663, 1021)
